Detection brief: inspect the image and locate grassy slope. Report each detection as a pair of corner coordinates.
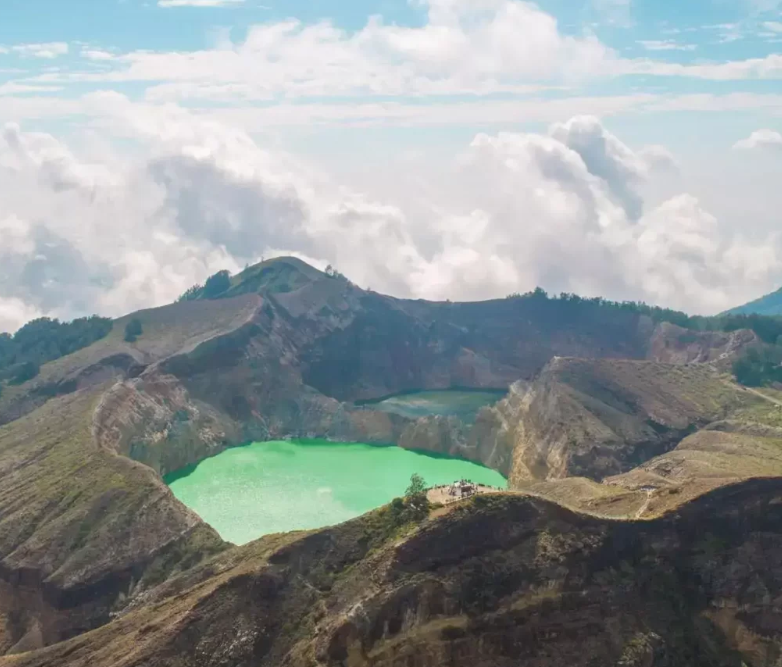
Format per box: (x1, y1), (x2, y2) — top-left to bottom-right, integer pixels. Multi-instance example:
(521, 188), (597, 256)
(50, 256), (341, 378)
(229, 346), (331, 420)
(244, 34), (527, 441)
(507, 358), (754, 486)
(513, 376), (782, 520)
(0, 384), (225, 652)
(6, 481), (782, 667)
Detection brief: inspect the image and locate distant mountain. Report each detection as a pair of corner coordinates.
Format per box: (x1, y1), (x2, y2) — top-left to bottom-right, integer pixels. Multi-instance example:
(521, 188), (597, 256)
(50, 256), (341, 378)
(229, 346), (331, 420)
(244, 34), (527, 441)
(724, 286), (782, 316)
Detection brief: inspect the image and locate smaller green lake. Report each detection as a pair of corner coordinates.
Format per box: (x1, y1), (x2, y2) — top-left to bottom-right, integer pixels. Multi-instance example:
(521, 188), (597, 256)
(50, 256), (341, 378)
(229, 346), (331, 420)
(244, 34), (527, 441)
(166, 439), (506, 545)
(364, 390), (505, 422)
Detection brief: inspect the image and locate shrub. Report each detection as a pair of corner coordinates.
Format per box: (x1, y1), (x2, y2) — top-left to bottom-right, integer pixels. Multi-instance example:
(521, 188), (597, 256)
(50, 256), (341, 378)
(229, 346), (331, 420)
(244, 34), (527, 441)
(124, 318), (143, 343)
(12, 361), (39, 385)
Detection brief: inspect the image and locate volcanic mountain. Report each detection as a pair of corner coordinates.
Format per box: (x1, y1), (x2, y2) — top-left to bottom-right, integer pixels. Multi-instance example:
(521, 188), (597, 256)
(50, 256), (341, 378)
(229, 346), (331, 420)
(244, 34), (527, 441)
(0, 256), (781, 666)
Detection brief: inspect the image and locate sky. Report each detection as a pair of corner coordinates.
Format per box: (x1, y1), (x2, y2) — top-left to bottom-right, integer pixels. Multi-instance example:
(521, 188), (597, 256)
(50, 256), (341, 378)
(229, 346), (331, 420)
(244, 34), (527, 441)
(1, 0), (782, 331)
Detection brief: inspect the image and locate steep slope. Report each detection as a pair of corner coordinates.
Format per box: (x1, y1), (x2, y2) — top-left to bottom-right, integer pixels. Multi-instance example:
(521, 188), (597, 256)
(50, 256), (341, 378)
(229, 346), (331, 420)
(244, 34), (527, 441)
(6, 480), (782, 667)
(647, 321), (758, 368)
(0, 294), (261, 428)
(725, 286), (782, 316)
(465, 358), (753, 487)
(0, 387), (225, 655)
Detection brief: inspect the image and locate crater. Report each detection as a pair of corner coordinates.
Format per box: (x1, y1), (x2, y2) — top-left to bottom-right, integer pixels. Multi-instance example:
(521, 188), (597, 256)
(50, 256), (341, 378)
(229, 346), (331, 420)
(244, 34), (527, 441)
(166, 439), (506, 545)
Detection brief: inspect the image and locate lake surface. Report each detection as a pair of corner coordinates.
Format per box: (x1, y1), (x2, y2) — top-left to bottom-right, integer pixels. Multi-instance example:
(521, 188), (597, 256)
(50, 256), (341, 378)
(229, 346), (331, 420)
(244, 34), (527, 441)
(365, 390), (505, 422)
(166, 439), (506, 545)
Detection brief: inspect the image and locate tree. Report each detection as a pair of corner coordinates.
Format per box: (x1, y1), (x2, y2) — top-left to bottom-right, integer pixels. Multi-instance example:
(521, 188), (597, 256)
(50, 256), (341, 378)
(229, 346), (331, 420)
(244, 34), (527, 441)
(404, 473), (430, 521)
(406, 473), (426, 498)
(202, 270), (232, 299)
(124, 318), (143, 343)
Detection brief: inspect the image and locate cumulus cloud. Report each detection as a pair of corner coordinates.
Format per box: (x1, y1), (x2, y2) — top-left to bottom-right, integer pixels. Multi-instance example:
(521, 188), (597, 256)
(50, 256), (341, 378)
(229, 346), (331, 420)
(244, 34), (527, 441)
(0, 102), (779, 333)
(23, 1), (616, 101)
(734, 128), (782, 150)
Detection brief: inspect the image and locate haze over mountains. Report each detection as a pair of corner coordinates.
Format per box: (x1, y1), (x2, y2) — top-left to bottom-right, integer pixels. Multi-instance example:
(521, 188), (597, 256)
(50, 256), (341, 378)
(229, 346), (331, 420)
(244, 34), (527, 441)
(1, 257), (782, 665)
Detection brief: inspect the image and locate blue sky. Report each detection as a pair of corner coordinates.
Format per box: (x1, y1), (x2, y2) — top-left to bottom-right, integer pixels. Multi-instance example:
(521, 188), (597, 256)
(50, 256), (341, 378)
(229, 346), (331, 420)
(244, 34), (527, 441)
(0, 0), (781, 330)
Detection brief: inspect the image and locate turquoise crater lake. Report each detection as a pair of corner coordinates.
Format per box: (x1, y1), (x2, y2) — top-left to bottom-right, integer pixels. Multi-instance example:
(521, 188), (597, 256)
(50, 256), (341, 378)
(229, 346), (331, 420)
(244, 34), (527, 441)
(166, 439), (506, 545)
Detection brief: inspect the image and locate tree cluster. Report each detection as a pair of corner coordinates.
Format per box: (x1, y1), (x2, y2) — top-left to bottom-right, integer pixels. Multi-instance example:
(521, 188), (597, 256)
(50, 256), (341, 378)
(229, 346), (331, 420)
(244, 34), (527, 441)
(0, 316), (113, 385)
(732, 346), (782, 387)
(385, 473), (431, 529)
(506, 288), (782, 346)
(177, 270), (232, 303)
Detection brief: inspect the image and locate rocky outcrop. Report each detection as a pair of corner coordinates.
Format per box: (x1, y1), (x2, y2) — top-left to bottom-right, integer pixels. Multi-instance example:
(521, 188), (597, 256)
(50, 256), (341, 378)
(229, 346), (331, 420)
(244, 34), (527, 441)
(451, 358), (753, 488)
(647, 321), (758, 369)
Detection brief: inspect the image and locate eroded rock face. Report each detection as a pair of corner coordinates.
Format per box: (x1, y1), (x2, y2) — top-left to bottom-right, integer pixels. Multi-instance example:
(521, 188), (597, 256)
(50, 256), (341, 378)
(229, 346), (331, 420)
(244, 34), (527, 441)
(10, 480), (782, 667)
(648, 322), (758, 369)
(454, 358), (751, 488)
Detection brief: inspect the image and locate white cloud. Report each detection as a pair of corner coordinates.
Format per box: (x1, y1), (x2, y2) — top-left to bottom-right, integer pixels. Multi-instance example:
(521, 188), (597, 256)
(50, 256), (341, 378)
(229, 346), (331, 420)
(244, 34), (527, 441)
(8, 42), (69, 59)
(0, 296), (42, 333)
(626, 53), (782, 80)
(0, 83), (63, 96)
(733, 128), (782, 150)
(20, 2), (618, 99)
(0, 100), (778, 330)
(638, 39), (696, 51)
(158, 0), (246, 6)
(81, 49), (115, 61)
(763, 21), (782, 32)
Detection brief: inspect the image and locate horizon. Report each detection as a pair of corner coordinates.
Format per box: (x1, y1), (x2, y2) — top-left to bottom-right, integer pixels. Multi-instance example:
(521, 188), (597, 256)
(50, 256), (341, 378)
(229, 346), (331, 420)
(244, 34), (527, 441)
(1, 0), (782, 330)
(2, 253), (778, 336)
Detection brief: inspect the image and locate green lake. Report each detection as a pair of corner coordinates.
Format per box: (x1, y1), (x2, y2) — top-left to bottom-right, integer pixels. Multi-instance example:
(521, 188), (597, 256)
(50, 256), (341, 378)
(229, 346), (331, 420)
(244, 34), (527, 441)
(166, 439), (506, 545)
(365, 389), (505, 422)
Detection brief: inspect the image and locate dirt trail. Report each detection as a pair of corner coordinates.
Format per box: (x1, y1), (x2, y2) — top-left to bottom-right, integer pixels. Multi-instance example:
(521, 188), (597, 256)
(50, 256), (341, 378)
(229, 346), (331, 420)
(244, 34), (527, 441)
(634, 489), (653, 520)
(742, 385), (782, 408)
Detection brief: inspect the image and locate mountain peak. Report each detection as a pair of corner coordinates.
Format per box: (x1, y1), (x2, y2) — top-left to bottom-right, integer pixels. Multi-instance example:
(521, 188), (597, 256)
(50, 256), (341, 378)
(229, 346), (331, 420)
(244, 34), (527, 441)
(218, 256), (328, 299)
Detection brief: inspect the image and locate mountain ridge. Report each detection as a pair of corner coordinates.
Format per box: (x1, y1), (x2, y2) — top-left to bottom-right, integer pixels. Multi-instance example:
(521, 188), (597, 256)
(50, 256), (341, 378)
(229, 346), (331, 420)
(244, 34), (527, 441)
(1, 256), (782, 664)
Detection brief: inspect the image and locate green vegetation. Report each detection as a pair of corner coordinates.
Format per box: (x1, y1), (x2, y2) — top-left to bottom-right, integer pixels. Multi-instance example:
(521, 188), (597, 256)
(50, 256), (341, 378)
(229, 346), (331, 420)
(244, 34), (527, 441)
(359, 473), (432, 551)
(202, 270), (231, 298)
(732, 346), (782, 387)
(177, 270), (232, 302)
(177, 284), (202, 303)
(405, 473), (429, 521)
(11, 360), (40, 385)
(504, 288), (782, 388)
(0, 316), (112, 385)
(124, 318), (143, 343)
(507, 288), (782, 345)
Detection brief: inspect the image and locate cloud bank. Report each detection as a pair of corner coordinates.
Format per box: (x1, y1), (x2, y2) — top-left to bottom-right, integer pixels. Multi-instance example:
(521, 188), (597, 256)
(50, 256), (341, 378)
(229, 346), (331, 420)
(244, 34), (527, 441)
(0, 96), (780, 333)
